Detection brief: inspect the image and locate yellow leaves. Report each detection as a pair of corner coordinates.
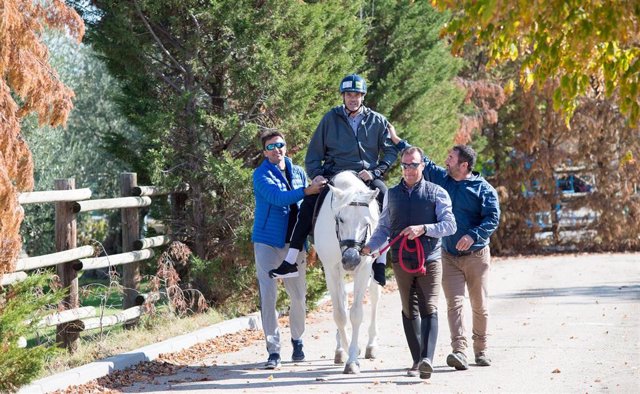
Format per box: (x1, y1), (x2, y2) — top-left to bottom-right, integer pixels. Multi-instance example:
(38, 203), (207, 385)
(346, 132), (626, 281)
(435, 0), (640, 126)
(508, 43), (518, 61)
(522, 68), (535, 90)
(503, 79), (515, 96)
(620, 151), (635, 168)
(479, 0), (497, 25)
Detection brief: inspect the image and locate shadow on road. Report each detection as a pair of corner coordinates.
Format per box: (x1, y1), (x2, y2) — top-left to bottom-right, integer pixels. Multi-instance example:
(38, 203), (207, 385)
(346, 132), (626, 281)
(109, 358), (454, 392)
(494, 284), (640, 302)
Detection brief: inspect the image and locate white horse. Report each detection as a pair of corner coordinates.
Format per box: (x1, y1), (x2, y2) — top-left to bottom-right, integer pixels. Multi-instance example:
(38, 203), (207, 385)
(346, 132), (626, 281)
(313, 171), (382, 374)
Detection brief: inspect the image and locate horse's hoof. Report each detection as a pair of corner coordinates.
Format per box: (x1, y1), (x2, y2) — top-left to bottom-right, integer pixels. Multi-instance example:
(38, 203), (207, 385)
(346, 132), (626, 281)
(365, 345), (378, 359)
(343, 361), (360, 374)
(334, 349), (347, 364)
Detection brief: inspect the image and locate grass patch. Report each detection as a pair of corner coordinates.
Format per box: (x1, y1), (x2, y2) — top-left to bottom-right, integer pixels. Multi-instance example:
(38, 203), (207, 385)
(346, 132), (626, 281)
(40, 308), (224, 378)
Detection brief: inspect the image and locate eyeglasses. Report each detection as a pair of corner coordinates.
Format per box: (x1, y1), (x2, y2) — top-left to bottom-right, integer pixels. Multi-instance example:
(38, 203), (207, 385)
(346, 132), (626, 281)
(400, 162), (421, 169)
(265, 142), (286, 151)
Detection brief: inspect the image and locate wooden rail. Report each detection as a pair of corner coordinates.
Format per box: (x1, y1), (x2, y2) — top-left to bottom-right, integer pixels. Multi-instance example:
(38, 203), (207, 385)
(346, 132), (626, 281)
(134, 235), (171, 250)
(1, 272), (27, 286)
(29, 306), (97, 328)
(81, 306), (142, 331)
(14, 246), (96, 272)
(18, 188), (92, 204)
(73, 196), (151, 213)
(74, 249), (155, 271)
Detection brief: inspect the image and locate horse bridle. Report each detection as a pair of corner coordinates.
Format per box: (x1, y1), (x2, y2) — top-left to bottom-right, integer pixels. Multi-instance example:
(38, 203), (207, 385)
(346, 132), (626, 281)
(334, 200), (372, 252)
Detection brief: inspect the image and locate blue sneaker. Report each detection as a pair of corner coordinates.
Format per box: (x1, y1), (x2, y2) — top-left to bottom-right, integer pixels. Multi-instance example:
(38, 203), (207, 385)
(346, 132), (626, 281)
(291, 339), (305, 362)
(265, 353), (281, 369)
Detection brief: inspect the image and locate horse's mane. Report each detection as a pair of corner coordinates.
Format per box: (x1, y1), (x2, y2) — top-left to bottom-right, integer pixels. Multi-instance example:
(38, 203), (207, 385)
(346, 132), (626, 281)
(331, 171), (373, 211)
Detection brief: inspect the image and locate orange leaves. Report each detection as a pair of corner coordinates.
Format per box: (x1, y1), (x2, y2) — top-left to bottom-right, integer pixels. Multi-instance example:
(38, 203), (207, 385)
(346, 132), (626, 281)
(0, 0), (84, 276)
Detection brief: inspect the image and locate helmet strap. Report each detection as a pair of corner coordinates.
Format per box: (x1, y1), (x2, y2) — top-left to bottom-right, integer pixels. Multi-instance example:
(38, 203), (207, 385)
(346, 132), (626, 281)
(342, 96), (364, 117)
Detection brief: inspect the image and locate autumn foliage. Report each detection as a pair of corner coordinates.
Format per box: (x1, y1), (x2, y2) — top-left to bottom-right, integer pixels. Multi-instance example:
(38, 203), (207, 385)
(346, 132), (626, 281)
(0, 0), (83, 277)
(433, 0), (640, 126)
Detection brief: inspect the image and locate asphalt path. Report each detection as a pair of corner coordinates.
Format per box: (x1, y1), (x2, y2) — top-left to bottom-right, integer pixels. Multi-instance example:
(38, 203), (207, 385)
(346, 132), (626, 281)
(114, 253), (639, 393)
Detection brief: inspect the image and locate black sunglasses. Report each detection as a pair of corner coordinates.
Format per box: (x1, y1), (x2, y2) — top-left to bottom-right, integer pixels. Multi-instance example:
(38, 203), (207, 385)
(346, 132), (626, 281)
(401, 162), (421, 169)
(265, 142), (286, 151)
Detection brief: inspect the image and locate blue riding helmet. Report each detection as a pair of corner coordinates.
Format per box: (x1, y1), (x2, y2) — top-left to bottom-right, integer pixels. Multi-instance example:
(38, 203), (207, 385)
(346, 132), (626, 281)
(339, 74), (367, 94)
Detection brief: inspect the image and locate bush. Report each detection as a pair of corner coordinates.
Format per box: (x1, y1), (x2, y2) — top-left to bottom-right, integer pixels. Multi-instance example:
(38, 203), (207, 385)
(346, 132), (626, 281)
(0, 274), (64, 393)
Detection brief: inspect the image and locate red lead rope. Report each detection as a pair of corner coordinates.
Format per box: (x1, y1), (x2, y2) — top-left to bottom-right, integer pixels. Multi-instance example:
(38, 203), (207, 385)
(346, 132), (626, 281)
(378, 233), (426, 275)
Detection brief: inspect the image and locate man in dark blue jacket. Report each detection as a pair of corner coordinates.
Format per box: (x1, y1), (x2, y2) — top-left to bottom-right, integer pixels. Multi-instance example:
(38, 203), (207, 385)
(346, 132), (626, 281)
(252, 131), (324, 369)
(388, 126), (501, 371)
(269, 74), (398, 286)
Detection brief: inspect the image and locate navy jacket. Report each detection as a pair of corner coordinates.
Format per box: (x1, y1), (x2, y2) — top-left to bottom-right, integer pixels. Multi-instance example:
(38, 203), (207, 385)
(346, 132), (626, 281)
(422, 158), (500, 255)
(252, 157), (307, 248)
(305, 106), (398, 179)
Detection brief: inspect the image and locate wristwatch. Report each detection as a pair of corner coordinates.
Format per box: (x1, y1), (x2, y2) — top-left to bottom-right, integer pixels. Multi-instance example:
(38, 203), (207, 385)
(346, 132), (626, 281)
(372, 169), (383, 179)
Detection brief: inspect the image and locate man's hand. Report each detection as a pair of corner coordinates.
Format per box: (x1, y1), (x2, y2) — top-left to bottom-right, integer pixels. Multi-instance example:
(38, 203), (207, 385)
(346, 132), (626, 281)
(456, 234), (474, 251)
(304, 176), (328, 195)
(361, 246), (372, 256)
(401, 225), (424, 240)
(358, 170), (373, 182)
(387, 123), (401, 145)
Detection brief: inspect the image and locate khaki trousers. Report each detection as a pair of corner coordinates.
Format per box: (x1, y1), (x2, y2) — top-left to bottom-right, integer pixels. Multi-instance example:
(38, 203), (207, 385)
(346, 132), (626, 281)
(442, 246), (491, 355)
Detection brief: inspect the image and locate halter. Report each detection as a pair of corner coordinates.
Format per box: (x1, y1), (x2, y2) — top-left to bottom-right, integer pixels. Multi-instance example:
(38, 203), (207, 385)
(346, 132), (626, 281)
(333, 199), (372, 253)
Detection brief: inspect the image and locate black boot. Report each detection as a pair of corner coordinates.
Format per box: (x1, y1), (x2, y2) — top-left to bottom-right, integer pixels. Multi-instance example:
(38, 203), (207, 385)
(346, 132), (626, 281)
(402, 313), (421, 376)
(418, 312), (438, 379)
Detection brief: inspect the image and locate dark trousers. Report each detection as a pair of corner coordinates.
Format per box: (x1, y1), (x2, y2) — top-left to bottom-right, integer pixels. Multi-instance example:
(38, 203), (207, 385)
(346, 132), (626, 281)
(289, 177), (387, 251)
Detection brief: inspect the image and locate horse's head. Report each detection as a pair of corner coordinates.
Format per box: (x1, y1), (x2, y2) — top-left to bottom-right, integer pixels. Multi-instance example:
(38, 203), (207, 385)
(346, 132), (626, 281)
(328, 175), (379, 271)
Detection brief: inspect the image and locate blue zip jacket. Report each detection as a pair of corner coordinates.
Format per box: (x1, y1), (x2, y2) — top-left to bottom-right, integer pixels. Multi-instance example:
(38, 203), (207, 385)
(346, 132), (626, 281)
(305, 105), (398, 179)
(422, 158), (500, 255)
(252, 157), (308, 248)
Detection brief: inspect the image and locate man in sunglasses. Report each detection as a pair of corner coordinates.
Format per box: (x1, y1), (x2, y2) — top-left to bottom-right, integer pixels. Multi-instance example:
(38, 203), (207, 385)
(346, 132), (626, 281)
(362, 146), (456, 380)
(269, 74), (398, 286)
(386, 125), (501, 372)
(252, 131), (325, 369)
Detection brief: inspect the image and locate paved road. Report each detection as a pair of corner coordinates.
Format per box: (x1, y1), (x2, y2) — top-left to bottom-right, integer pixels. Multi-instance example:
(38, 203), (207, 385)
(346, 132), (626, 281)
(117, 253), (639, 393)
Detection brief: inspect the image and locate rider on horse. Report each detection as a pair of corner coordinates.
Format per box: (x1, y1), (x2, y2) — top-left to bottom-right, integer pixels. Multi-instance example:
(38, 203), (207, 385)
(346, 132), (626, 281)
(269, 74), (398, 285)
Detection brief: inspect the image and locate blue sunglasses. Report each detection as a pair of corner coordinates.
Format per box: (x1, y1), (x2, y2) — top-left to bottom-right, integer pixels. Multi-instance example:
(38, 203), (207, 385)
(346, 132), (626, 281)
(265, 142), (286, 151)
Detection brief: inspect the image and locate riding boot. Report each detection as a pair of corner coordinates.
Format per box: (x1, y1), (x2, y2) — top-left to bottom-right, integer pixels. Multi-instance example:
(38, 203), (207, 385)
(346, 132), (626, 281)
(402, 313), (421, 364)
(420, 312), (438, 363)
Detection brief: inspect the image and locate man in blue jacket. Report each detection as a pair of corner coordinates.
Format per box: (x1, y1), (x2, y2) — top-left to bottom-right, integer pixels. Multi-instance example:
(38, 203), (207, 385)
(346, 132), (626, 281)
(388, 125), (501, 371)
(252, 131), (325, 369)
(269, 74), (398, 286)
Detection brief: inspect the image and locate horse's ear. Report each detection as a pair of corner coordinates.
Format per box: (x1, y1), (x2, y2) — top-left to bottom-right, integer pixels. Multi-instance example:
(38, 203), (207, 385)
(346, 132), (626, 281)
(328, 184), (344, 198)
(368, 189), (379, 202)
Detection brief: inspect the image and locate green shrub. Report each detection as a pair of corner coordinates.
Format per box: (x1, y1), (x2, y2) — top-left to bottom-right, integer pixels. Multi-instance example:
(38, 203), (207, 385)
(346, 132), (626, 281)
(0, 274), (64, 393)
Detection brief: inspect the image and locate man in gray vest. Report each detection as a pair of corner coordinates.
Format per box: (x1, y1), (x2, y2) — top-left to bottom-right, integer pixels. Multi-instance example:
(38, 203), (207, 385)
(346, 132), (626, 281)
(362, 146), (456, 379)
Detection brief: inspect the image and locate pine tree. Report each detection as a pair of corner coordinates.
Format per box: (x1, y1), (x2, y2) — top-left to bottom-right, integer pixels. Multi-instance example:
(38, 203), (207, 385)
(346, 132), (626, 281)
(364, 1), (465, 164)
(80, 0), (366, 304)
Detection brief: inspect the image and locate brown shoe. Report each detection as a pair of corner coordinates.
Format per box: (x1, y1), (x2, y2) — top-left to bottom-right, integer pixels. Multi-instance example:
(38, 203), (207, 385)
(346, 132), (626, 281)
(446, 352), (469, 370)
(475, 352), (491, 366)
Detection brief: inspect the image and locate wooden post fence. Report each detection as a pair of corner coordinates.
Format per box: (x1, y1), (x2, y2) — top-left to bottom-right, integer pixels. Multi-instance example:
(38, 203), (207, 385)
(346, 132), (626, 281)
(54, 178), (80, 352)
(121, 173), (141, 327)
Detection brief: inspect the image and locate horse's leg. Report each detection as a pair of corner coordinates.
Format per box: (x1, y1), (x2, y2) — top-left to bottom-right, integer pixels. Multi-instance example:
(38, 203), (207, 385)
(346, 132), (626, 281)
(365, 276), (381, 359)
(343, 267), (369, 374)
(323, 264), (349, 364)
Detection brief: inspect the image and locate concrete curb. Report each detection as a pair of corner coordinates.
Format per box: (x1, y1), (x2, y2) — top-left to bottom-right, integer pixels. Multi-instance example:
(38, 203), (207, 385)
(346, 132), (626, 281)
(19, 282), (355, 394)
(19, 313), (263, 394)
